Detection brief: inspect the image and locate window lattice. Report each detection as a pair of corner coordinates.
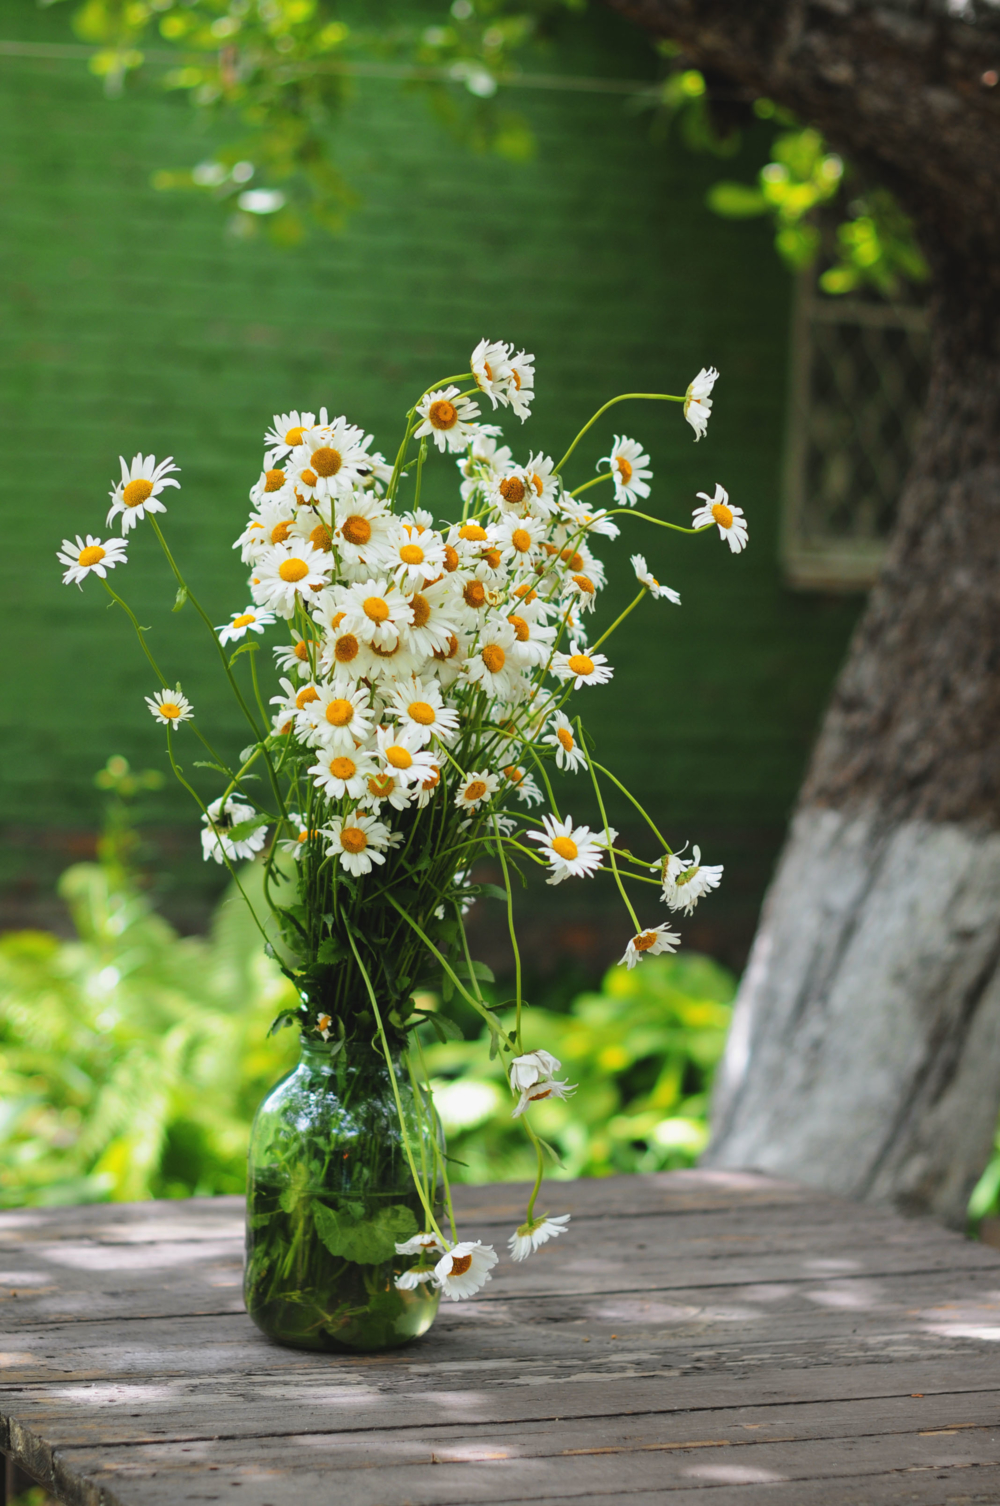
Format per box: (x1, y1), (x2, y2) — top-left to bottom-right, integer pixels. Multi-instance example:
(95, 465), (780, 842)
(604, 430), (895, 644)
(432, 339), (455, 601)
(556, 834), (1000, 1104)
(781, 280), (930, 591)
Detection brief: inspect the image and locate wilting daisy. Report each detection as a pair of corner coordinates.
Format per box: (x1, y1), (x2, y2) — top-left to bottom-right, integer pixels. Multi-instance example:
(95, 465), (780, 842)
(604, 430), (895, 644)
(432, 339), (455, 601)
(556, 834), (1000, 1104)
(471, 338), (512, 408)
(433, 1241), (498, 1300)
(510, 1049), (563, 1092)
(541, 712), (587, 773)
(454, 771), (500, 812)
(250, 541), (331, 617)
(145, 688), (194, 726)
(396, 1232), (448, 1258)
(620, 922), (682, 969)
(658, 845), (724, 914)
(508, 1213), (571, 1261)
(528, 813), (608, 885)
(631, 555), (681, 604)
(58, 534), (128, 587)
(599, 436), (652, 505)
(505, 348), (535, 420)
(216, 606), (276, 645)
(511, 1073), (576, 1118)
(692, 484), (748, 553)
(684, 366), (719, 441)
(107, 454), (180, 533)
(551, 644), (613, 690)
(200, 797), (267, 865)
(414, 386), (481, 454)
(323, 810), (391, 875)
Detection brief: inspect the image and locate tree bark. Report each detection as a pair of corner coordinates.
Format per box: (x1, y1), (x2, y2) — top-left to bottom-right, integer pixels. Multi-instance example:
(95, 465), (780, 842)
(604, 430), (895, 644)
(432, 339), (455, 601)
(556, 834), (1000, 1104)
(604, 0), (1000, 1223)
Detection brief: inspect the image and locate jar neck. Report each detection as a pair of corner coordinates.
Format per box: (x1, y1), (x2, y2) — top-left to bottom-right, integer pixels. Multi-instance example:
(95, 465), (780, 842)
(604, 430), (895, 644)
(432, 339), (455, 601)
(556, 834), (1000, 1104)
(297, 1035), (403, 1068)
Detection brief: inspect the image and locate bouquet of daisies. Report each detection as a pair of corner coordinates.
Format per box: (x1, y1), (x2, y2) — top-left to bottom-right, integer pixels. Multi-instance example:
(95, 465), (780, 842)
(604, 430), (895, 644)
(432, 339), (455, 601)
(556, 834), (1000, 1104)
(58, 341), (745, 1295)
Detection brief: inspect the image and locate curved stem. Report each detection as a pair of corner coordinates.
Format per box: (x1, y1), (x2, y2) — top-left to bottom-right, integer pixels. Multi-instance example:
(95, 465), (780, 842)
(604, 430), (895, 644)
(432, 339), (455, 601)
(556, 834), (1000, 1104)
(523, 1122), (546, 1225)
(570, 473), (615, 499)
(554, 393), (684, 475)
(492, 814), (523, 1054)
(590, 588), (646, 654)
(581, 722), (641, 934)
(591, 760), (672, 854)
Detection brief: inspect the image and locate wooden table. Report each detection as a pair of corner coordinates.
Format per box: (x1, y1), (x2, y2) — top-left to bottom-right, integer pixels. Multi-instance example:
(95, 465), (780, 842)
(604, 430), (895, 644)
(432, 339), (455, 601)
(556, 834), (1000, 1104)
(2, 1171), (1000, 1505)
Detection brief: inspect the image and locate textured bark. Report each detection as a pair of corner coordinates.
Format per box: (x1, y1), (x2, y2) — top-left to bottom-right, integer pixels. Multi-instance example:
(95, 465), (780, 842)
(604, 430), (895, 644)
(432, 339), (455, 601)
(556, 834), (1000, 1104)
(603, 0), (1000, 1220)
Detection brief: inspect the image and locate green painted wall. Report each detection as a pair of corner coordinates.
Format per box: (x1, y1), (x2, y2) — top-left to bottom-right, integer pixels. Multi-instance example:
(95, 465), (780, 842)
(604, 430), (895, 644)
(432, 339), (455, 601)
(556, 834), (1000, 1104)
(0, 3), (861, 960)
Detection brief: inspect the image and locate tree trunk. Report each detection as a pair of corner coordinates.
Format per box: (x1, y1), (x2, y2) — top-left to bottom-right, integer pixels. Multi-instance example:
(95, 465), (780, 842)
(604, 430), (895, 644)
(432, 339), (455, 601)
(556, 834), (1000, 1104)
(604, 0), (1000, 1223)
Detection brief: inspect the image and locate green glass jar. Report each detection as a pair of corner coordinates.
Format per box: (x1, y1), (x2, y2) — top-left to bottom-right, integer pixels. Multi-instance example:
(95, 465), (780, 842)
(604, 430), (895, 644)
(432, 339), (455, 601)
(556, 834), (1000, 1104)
(244, 1035), (442, 1352)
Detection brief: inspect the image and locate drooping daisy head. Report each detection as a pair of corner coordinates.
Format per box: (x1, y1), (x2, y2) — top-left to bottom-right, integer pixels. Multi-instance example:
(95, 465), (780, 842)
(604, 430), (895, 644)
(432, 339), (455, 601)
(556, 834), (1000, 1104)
(470, 338), (512, 408)
(541, 711), (586, 772)
(630, 554), (681, 604)
(599, 436), (652, 506)
(433, 1240), (498, 1301)
(508, 1213), (571, 1262)
(684, 366), (719, 441)
(145, 688), (194, 727)
(658, 844), (724, 914)
(506, 349), (535, 420)
(107, 454), (180, 534)
(620, 922), (682, 970)
(692, 484), (748, 553)
(58, 534), (128, 588)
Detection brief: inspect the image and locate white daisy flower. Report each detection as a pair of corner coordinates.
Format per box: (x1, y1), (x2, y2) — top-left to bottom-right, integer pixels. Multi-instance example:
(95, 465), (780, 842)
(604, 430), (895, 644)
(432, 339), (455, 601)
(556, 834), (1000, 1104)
(375, 725), (441, 788)
(598, 436), (651, 506)
(386, 520), (447, 591)
(249, 465), (293, 508)
(107, 453), (180, 534)
(620, 922), (682, 969)
(512, 1075), (576, 1118)
(323, 809), (391, 876)
(270, 675), (321, 724)
(501, 765), (542, 805)
(491, 467), (536, 515)
(506, 605), (557, 669)
(249, 541), (331, 617)
(509, 1049), (563, 1091)
(273, 631), (317, 680)
(522, 450), (559, 513)
(684, 366), (719, 441)
(396, 1232), (447, 1257)
(318, 623), (375, 681)
(145, 688), (194, 726)
(433, 1241), (498, 1301)
(430, 628), (469, 690)
(200, 797), (267, 865)
(414, 386), (481, 454)
(287, 417), (371, 503)
(454, 770), (500, 812)
(386, 677), (460, 746)
(332, 492), (396, 573)
(630, 554), (681, 604)
(308, 748), (377, 801)
(234, 497), (296, 563)
(263, 408), (324, 460)
(217, 605), (275, 645)
(470, 338), (512, 408)
(337, 577), (413, 650)
(508, 1213), (571, 1262)
(366, 635), (423, 687)
(458, 430), (511, 503)
(492, 514), (545, 565)
(316, 1011), (334, 1040)
(299, 683), (374, 750)
(277, 812), (322, 861)
(561, 570), (599, 613)
(658, 845), (724, 914)
(413, 761), (443, 808)
(551, 643), (613, 690)
(395, 1268), (439, 1290)
(541, 711), (587, 772)
(528, 812), (609, 886)
(464, 621), (523, 703)
(402, 577), (464, 660)
(692, 484), (748, 553)
(58, 534), (128, 587)
(358, 769), (413, 813)
(505, 349), (535, 420)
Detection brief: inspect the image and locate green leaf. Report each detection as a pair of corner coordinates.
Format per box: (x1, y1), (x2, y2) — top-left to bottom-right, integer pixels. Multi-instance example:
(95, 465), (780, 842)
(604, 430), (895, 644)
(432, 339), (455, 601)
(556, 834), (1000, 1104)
(268, 1011), (299, 1036)
(193, 761), (231, 775)
(317, 937), (345, 964)
(480, 883), (509, 904)
(227, 814), (270, 843)
(454, 959), (495, 984)
(172, 585), (188, 612)
(312, 1201), (418, 1265)
(441, 968), (455, 1003)
(229, 641), (259, 665)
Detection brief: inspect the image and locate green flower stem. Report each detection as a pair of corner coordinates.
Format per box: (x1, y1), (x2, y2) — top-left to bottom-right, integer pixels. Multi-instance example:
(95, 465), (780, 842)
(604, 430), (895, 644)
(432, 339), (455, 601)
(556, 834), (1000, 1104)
(581, 721), (642, 935)
(492, 814), (523, 1054)
(412, 438), (428, 512)
(590, 760), (672, 854)
(404, 1050), (432, 1214)
(569, 473), (615, 499)
(346, 929), (445, 1243)
(523, 1119), (546, 1225)
(247, 643), (271, 726)
(384, 895), (515, 1049)
(415, 1033), (458, 1243)
(554, 393), (685, 476)
(590, 589), (646, 654)
(614, 510), (714, 535)
(526, 744), (561, 822)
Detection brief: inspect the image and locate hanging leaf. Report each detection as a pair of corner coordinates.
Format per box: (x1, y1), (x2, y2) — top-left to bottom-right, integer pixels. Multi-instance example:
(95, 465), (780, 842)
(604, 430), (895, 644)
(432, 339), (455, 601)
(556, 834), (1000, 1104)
(312, 1201), (418, 1265)
(172, 585), (188, 612)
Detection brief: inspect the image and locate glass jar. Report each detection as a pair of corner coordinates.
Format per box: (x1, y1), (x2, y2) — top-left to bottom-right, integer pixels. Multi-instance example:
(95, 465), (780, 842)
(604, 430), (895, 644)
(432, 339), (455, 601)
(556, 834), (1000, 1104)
(244, 1035), (442, 1352)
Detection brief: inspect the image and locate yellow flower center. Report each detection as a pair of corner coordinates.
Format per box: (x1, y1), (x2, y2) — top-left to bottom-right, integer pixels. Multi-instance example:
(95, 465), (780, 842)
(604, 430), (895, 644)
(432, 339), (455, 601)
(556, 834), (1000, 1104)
(279, 558), (309, 583)
(410, 592), (431, 628)
(408, 701), (436, 726)
(567, 653), (594, 676)
(429, 399), (458, 430)
(433, 633), (460, 662)
(309, 524), (333, 552)
(573, 574), (595, 594)
(443, 545), (460, 572)
(459, 523), (487, 542)
(340, 827), (368, 854)
(78, 545), (105, 566)
(551, 836), (578, 861)
(507, 614), (529, 642)
(386, 746), (413, 770)
(284, 426), (304, 446)
(271, 521), (291, 545)
(499, 477), (525, 505)
(329, 756), (356, 780)
(334, 633), (359, 663)
(232, 613), (255, 629)
(399, 543), (425, 565)
(482, 644), (506, 673)
(561, 549), (584, 571)
(504, 765), (523, 784)
(310, 446), (341, 477)
(341, 514), (372, 546)
(122, 478), (153, 509)
(296, 686), (319, 709)
(464, 780), (487, 802)
(511, 528), (532, 553)
(300, 469), (318, 487)
(616, 456), (633, 484)
(368, 774), (395, 798)
(513, 584), (536, 602)
(421, 768), (441, 791)
(158, 701), (182, 721)
(557, 728), (574, 751)
(264, 469), (285, 493)
(363, 596), (390, 623)
(325, 699), (354, 726)
(634, 931), (659, 952)
(449, 1253), (473, 1276)
(712, 501), (734, 529)
(463, 581), (486, 609)
(531, 472), (543, 496)
(294, 639), (311, 661)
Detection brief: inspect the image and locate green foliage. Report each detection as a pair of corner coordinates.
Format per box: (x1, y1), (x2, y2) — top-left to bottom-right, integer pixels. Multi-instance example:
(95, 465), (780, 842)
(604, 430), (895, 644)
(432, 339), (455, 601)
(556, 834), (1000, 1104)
(421, 951), (735, 1182)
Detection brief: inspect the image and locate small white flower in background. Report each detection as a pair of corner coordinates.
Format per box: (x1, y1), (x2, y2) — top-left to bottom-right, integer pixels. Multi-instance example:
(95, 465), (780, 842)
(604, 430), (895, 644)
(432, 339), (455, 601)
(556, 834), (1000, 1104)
(502, 765), (543, 806)
(249, 540), (331, 616)
(551, 643), (613, 690)
(145, 689), (194, 727)
(684, 366), (719, 441)
(599, 436), (652, 506)
(558, 498), (620, 539)
(216, 605), (275, 645)
(470, 338), (512, 408)
(620, 922), (682, 970)
(316, 1011), (333, 1040)
(278, 813), (321, 861)
(528, 813), (609, 885)
(107, 454), (180, 533)
(263, 409), (324, 461)
(691, 483), (748, 553)
(508, 1213), (571, 1262)
(454, 770), (500, 811)
(414, 386), (481, 453)
(200, 796), (267, 865)
(542, 712), (587, 773)
(323, 809), (392, 875)
(630, 554), (681, 604)
(658, 845), (724, 914)
(509, 1049), (563, 1093)
(57, 534), (128, 587)
(433, 1240), (499, 1300)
